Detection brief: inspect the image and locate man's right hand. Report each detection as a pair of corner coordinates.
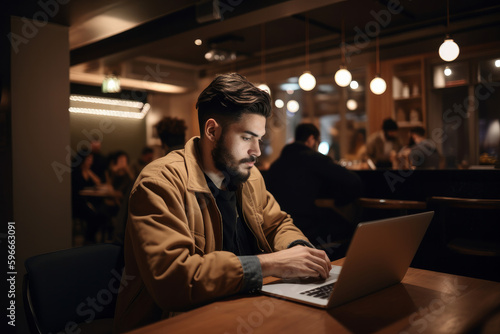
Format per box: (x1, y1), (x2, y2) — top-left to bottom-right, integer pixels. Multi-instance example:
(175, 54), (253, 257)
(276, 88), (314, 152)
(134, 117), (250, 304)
(257, 246), (332, 279)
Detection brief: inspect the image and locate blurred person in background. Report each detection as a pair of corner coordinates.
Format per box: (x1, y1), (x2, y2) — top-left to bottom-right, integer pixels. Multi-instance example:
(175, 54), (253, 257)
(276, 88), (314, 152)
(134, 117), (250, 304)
(267, 123), (363, 257)
(395, 126), (440, 170)
(366, 118), (402, 168)
(155, 116), (188, 155)
(131, 146), (154, 178)
(90, 140), (108, 183)
(71, 151), (107, 244)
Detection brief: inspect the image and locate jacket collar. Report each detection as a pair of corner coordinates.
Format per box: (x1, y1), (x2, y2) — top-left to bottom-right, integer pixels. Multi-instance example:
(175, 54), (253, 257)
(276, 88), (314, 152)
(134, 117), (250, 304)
(184, 137), (212, 194)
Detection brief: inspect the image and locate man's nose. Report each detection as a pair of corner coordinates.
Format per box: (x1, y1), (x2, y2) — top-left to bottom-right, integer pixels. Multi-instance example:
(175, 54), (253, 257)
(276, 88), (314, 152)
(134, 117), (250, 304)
(249, 140), (261, 157)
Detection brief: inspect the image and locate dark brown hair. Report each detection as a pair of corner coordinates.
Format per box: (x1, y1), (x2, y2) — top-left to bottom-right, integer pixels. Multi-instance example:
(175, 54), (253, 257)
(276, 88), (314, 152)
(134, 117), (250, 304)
(195, 73), (271, 135)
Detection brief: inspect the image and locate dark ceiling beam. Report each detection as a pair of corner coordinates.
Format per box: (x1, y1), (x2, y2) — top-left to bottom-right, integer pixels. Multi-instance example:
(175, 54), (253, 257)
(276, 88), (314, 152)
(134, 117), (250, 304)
(377, 0), (416, 19)
(70, 0), (346, 66)
(291, 14), (341, 34)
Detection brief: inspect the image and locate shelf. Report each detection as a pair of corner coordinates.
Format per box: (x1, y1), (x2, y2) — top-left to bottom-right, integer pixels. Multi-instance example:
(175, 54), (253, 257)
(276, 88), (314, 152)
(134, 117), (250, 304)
(393, 96), (422, 101)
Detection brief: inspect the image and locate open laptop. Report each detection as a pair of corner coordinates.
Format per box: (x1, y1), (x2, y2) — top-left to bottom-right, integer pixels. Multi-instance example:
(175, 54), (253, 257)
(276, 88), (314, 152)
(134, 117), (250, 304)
(261, 211), (434, 309)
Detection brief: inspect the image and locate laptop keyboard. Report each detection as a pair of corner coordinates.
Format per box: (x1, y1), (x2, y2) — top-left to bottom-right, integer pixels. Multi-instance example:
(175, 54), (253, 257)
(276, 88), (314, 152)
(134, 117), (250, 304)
(300, 283), (334, 299)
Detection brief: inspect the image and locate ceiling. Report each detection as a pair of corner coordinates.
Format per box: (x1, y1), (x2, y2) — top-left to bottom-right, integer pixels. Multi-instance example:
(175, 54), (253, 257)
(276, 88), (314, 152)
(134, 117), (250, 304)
(10, 0), (500, 92)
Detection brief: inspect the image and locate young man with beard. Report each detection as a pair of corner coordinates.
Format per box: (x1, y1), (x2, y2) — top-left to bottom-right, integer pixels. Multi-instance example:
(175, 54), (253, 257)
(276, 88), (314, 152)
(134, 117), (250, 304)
(114, 73), (331, 333)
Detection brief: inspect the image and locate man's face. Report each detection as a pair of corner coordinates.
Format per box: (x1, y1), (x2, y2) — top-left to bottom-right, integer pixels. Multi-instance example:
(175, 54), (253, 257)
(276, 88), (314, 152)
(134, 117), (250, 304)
(212, 113), (266, 187)
(384, 130), (398, 141)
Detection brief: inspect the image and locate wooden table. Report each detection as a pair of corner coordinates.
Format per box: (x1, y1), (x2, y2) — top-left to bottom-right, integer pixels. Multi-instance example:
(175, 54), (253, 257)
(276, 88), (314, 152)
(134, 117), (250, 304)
(126, 258), (500, 334)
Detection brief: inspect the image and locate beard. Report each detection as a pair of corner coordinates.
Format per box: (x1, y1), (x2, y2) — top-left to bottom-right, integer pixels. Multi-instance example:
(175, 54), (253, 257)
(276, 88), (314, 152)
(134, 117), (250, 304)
(212, 133), (257, 189)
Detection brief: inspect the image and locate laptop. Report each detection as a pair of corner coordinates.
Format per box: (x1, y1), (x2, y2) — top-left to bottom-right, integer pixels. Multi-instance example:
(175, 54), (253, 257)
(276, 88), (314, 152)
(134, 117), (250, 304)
(261, 211), (434, 308)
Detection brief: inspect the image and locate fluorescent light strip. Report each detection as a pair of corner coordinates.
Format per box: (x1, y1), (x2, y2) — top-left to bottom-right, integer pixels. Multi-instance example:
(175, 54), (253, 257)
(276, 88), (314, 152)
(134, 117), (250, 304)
(70, 95), (144, 108)
(69, 103), (150, 119)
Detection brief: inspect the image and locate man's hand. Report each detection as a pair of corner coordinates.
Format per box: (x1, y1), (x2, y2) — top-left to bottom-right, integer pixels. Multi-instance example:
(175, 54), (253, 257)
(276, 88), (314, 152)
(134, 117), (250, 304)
(257, 246), (332, 279)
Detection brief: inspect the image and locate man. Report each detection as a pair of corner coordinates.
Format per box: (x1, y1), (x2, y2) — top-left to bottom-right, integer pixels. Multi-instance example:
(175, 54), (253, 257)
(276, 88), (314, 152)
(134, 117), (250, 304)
(155, 116), (188, 154)
(366, 118), (402, 168)
(114, 73), (331, 333)
(400, 126), (441, 169)
(266, 123), (362, 253)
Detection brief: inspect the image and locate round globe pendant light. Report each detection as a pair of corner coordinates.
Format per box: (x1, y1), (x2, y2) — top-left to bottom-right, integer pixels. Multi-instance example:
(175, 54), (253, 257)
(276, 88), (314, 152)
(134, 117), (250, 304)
(299, 14), (316, 91)
(334, 67), (352, 87)
(369, 35), (386, 95)
(370, 76), (387, 95)
(439, 0), (460, 62)
(439, 37), (460, 62)
(299, 71), (316, 91)
(334, 20), (352, 87)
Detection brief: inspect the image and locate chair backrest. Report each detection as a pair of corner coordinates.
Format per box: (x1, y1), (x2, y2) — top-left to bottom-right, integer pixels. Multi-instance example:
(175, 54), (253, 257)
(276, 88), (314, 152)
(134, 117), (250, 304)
(23, 243), (124, 334)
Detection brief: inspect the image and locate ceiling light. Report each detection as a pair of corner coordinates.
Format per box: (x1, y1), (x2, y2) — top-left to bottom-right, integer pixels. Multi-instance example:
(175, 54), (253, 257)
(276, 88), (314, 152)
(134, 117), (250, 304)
(298, 71), (316, 91)
(495, 59), (500, 68)
(69, 95), (150, 119)
(439, 37), (460, 62)
(334, 20), (352, 87)
(334, 67), (352, 87)
(370, 76), (387, 95)
(258, 84), (271, 95)
(258, 24), (271, 96)
(439, 0), (460, 62)
(346, 99), (358, 111)
(204, 49), (235, 62)
(350, 80), (359, 90)
(370, 36), (386, 95)
(275, 99), (284, 108)
(195, 39), (202, 46)
(102, 75), (121, 93)
(287, 100), (299, 113)
(298, 15), (316, 91)
(444, 66), (452, 76)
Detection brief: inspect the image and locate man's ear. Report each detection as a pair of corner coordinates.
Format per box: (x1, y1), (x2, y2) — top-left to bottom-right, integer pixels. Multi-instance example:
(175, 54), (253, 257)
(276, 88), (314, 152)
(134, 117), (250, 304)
(204, 118), (220, 142)
(304, 135), (316, 149)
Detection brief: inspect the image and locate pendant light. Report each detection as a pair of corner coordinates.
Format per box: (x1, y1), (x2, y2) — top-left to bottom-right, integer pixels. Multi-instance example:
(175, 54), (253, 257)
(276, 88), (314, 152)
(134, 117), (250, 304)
(334, 20), (352, 87)
(439, 0), (460, 62)
(370, 35), (386, 95)
(298, 14), (316, 91)
(257, 24), (271, 95)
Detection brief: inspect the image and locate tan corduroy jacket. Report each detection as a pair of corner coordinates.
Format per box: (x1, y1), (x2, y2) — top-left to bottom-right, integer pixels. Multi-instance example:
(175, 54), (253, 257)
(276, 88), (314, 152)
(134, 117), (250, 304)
(113, 137), (308, 333)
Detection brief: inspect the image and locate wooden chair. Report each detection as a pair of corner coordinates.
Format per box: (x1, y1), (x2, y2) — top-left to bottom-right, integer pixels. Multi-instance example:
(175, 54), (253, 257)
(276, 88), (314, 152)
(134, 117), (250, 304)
(351, 197), (428, 223)
(429, 196), (500, 257)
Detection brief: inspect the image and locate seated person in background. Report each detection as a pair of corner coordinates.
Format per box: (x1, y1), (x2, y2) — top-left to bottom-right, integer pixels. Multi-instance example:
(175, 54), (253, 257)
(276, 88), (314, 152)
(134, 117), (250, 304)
(98, 151), (135, 240)
(71, 151), (108, 243)
(266, 123), (363, 254)
(131, 147), (154, 178)
(345, 128), (368, 163)
(89, 140), (108, 183)
(114, 73), (331, 333)
(155, 116), (188, 155)
(396, 126), (441, 170)
(366, 118), (402, 168)
(106, 150), (135, 204)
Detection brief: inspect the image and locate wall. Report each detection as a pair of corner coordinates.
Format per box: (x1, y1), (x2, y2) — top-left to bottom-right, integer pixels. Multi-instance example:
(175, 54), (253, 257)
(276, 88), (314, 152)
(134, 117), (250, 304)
(10, 17), (71, 333)
(70, 113), (147, 166)
(145, 78), (209, 155)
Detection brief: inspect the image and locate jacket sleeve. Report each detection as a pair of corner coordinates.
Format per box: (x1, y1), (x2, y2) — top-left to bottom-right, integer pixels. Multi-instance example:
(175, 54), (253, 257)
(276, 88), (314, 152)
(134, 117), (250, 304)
(126, 175), (244, 312)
